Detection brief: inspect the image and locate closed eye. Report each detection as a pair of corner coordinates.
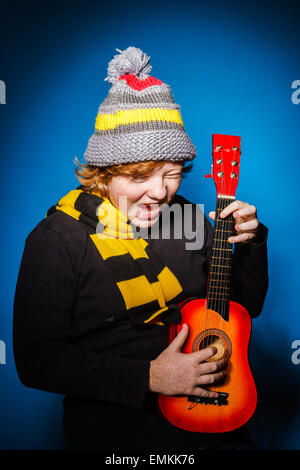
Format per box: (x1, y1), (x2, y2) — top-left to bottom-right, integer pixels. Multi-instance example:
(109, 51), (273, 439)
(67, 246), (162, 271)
(130, 175), (148, 182)
(165, 173), (182, 179)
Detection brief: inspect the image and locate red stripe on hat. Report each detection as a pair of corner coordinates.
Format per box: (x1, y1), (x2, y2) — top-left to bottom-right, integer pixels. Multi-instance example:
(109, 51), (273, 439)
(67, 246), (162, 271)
(119, 74), (164, 91)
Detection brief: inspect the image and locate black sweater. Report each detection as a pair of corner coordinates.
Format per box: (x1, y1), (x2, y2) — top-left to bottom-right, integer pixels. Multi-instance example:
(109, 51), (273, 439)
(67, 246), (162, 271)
(13, 193), (268, 443)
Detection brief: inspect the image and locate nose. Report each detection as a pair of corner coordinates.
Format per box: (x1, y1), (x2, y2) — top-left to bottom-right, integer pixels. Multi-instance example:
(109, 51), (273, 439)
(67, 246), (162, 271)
(146, 175), (167, 201)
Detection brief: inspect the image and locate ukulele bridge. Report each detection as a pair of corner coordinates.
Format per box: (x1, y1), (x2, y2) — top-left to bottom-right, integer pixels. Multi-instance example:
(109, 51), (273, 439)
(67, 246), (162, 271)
(187, 392), (228, 406)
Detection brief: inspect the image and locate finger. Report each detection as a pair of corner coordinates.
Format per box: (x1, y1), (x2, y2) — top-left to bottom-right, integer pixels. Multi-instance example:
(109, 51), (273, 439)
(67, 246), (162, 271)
(193, 387), (219, 399)
(168, 323), (189, 352)
(193, 346), (217, 362)
(209, 211), (216, 220)
(228, 232), (256, 244)
(197, 370), (227, 386)
(235, 219), (259, 232)
(219, 200), (247, 218)
(198, 358), (228, 375)
(233, 204), (257, 219)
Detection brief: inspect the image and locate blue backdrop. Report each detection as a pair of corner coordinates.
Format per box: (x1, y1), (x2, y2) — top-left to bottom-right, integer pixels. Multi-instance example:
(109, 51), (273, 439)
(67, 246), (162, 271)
(0, 0), (299, 450)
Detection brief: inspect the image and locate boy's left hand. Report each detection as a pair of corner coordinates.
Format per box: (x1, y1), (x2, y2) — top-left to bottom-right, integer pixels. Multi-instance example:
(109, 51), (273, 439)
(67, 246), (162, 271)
(209, 200), (259, 244)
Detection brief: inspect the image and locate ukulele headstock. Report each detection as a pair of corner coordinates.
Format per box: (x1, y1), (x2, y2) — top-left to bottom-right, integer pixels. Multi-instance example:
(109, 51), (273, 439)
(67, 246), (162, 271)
(211, 134), (241, 198)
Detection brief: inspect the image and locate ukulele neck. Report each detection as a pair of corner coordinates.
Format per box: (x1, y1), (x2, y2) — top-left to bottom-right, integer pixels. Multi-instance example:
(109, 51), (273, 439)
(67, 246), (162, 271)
(206, 196), (235, 321)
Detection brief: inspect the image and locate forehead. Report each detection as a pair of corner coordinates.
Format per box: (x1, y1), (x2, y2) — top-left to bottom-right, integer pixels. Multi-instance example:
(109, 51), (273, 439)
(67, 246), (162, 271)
(108, 161), (184, 183)
(151, 161), (183, 173)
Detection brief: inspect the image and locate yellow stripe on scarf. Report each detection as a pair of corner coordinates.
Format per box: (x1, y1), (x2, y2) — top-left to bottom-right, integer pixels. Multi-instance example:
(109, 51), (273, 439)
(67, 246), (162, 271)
(158, 267), (183, 302)
(116, 267), (182, 311)
(96, 199), (134, 239)
(117, 276), (159, 309)
(56, 190), (83, 220)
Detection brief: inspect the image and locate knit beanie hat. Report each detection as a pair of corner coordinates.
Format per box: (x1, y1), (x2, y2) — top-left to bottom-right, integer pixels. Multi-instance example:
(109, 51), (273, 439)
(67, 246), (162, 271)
(84, 46), (196, 167)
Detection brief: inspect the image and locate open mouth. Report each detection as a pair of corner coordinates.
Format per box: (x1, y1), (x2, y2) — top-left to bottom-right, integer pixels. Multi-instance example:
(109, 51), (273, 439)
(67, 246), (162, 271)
(136, 203), (161, 220)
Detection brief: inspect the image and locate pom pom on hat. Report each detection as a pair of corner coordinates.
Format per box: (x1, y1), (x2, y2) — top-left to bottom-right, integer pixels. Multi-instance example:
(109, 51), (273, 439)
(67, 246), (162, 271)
(104, 46), (152, 85)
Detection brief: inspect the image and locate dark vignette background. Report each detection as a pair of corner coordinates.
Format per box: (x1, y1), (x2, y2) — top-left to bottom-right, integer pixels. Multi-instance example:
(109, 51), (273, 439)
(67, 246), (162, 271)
(0, 0), (299, 450)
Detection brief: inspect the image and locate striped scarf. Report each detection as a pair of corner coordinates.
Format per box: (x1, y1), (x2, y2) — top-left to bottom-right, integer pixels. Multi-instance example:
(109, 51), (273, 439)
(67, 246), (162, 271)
(47, 189), (183, 326)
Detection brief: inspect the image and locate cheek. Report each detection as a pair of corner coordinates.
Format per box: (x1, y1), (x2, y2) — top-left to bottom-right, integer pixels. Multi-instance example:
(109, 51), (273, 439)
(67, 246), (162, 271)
(108, 178), (127, 207)
(167, 179), (181, 198)
(108, 178), (145, 209)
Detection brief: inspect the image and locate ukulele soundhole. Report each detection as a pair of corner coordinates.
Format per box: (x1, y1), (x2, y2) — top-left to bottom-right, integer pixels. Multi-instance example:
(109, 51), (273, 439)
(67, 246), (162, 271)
(192, 329), (232, 362)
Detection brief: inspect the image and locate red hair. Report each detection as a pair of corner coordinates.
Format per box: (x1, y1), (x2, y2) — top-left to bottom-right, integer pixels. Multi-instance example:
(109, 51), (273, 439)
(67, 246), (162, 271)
(74, 158), (192, 197)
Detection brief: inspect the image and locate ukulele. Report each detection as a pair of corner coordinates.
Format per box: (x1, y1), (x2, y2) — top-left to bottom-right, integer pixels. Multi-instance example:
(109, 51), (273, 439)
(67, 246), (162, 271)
(157, 134), (257, 433)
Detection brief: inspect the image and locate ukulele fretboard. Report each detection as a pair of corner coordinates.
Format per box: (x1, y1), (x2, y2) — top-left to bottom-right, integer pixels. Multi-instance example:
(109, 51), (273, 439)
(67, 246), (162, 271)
(207, 197), (234, 320)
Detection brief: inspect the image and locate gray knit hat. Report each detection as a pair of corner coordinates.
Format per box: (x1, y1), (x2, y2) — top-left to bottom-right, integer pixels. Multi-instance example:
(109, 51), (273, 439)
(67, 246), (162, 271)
(84, 46), (196, 167)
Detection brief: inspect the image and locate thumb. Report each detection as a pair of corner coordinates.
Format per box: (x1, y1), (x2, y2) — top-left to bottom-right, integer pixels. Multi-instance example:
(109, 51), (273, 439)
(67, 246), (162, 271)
(194, 346), (218, 363)
(168, 323), (189, 352)
(209, 211), (215, 220)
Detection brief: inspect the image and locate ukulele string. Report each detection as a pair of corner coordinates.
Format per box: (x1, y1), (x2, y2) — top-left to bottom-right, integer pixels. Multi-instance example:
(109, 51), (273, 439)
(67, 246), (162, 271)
(203, 179), (216, 352)
(206, 149), (227, 400)
(203, 155), (215, 352)
(219, 151), (235, 337)
(205, 146), (222, 351)
(222, 147), (237, 326)
(215, 149), (235, 373)
(206, 147), (226, 352)
(217, 153), (228, 352)
(206, 147), (225, 351)
(220, 155), (232, 326)
(218, 196), (226, 329)
(218, 147), (237, 356)
(214, 151), (226, 344)
(216, 191), (228, 406)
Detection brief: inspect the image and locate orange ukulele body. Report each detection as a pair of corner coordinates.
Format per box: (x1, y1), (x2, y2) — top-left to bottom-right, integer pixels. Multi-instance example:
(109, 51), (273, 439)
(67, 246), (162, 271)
(158, 298), (257, 433)
(158, 134), (257, 433)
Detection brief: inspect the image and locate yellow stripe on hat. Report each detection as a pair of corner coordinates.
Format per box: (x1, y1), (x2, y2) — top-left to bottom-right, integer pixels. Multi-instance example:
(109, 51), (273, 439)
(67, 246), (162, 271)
(95, 108), (184, 131)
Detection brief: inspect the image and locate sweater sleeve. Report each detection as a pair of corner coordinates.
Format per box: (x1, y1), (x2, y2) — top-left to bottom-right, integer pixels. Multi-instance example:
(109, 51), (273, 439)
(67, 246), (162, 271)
(13, 227), (150, 410)
(230, 223), (269, 318)
(205, 218), (269, 318)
